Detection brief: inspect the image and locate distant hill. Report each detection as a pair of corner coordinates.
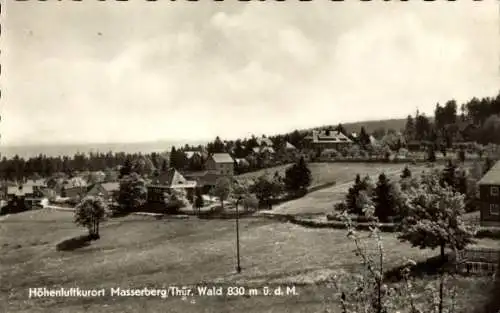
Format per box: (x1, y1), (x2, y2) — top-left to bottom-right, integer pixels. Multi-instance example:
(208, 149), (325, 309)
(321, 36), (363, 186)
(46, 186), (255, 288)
(300, 118), (408, 135)
(0, 140), (207, 159)
(0, 118), (415, 158)
(342, 118), (407, 134)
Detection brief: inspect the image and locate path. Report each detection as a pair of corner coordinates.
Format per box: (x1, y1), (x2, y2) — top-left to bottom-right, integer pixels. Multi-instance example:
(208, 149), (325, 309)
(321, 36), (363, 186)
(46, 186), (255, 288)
(257, 168), (404, 217)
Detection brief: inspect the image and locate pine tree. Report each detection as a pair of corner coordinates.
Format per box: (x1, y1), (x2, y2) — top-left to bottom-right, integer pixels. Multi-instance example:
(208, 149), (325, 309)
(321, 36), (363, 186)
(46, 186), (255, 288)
(458, 149), (466, 163)
(194, 188), (204, 211)
(442, 159), (457, 189)
(401, 166), (412, 179)
(119, 158), (133, 178)
(484, 157), (494, 175)
(427, 145), (436, 162)
(404, 115), (415, 140)
(169, 147), (178, 170)
(456, 169), (468, 195)
(335, 123), (347, 135)
(359, 127), (370, 148)
(346, 174), (363, 215)
(373, 173), (397, 222)
(161, 159), (169, 172)
(284, 157), (311, 196)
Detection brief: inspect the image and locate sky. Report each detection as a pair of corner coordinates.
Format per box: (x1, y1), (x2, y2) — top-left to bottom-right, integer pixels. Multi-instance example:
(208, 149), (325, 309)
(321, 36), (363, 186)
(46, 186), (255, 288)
(2, 1), (499, 146)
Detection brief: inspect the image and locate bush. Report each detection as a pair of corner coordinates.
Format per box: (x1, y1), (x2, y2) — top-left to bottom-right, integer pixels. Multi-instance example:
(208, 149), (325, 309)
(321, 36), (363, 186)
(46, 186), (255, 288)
(241, 194), (259, 211)
(326, 210), (343, 221)
(475, 227), (500, 239)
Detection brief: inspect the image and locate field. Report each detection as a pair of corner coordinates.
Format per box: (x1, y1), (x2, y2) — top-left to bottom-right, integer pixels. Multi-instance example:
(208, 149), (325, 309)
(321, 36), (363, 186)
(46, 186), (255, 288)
(250, 162), (429, 216)
(1, 209), (497, 313)
(236, 162), (426, 189)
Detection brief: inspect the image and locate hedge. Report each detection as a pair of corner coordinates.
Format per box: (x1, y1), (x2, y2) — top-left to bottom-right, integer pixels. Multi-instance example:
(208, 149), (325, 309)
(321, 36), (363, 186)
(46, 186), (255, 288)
(287, 216), (500, 239)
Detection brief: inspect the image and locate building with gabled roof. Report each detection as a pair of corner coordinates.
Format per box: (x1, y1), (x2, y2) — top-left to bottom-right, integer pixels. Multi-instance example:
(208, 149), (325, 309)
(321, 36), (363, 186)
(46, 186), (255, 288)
(478, 160), (500, 226)
(252, 146), (276, 155)
(205, 153), (234, 176)
(256, 136), (273, 147)
(86, 182), (120, 203)
(147, 168), (197, 203)
(304, 130), (353, 151)
(184, 151), (202, 160)
(285, 141), (296, 150)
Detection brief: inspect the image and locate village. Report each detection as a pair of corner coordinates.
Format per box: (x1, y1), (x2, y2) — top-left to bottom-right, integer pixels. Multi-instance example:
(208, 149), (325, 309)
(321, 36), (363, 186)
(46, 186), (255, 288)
(3, 1), (500, 312)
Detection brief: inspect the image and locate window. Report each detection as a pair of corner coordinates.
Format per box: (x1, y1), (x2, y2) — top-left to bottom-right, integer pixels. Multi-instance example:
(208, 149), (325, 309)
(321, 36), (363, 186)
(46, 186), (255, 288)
(491, 187), (499, 196)
(490, 204), (500, 215)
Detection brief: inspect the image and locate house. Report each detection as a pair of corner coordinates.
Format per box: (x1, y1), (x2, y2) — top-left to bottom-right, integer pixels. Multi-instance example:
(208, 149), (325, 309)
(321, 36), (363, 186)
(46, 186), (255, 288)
(478, 160), (500, 226)
(252, 146), (276, 157)
(86, 182), (120, 203)
(54, 176), (89, 199)
(7, 185), (34, 201)
(185, 151), (202, 160)
(61, 186), (88, 199)
(147, 168), (197, 203)
(256, 136), (273, 147)
(183, 171), (219, 194)
(285, 141), (297, 151)
(184, 151), (204, 170)
(304, 130), (353, 152)
(6, 185), (47, 208)
(235, 158), (249, 167)
(205, 153), (234, 176)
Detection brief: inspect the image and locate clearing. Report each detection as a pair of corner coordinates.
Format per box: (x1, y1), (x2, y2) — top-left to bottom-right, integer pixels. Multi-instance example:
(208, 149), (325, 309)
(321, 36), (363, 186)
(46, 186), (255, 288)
(236, 162), (426, 189)
(257, 163), (428, 216)
(0, 209), (496, 313)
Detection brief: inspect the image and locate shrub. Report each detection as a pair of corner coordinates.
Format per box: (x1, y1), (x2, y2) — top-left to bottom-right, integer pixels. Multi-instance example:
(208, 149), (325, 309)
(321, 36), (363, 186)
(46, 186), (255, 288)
(241, 194), (259, 211)
(334, 201), (347, 212)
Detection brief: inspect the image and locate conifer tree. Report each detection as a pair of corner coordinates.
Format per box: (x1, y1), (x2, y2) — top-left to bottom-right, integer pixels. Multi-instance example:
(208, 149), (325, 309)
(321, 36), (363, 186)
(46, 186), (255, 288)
(373, 173), (397, 222)
(284, 157), (311, 196)
(401, 166), (412, 179)
(427, 145), (436, 162)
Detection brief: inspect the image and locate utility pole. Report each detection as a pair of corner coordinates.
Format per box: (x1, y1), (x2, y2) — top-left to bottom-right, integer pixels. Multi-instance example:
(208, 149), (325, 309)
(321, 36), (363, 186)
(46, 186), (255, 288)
(235, 196), (242, 273)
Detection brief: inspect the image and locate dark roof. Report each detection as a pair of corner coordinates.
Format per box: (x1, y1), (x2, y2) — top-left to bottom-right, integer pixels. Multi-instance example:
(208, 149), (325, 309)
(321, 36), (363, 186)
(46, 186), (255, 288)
(478, 160), (500, 185)
(152, 168), (188, 187)
(210, 153), (234, 164)
(195, 173), (221, 186)
(183, 171), (209, 178)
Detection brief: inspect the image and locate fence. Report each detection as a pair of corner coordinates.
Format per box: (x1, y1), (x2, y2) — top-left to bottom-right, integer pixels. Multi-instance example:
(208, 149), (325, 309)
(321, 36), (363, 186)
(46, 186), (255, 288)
(466, 215), (482, 226)
(457, 248), (500, 263)
(457, 261), (498, 275)
(456, 248), (500, 275)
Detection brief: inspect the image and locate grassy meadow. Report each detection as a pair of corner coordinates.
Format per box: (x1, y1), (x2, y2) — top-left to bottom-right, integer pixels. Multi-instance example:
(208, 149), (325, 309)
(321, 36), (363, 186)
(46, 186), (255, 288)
(253, 162), (430, 216)
(236, 162), (428, 189)
(1, 209), (497, 313)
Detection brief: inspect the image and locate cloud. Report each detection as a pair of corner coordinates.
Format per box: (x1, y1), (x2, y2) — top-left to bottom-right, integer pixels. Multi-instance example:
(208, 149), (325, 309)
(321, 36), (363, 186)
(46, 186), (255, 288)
(2, 1), (499, 145)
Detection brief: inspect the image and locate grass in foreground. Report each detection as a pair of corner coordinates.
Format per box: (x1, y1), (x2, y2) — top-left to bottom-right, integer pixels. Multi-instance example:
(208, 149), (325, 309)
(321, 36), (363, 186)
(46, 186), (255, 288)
(0, 209), (496, 313)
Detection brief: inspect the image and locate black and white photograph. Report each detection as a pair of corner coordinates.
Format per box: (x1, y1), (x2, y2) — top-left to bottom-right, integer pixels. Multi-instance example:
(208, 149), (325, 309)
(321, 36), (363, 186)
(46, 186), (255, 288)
(1, 1), (500, 312)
